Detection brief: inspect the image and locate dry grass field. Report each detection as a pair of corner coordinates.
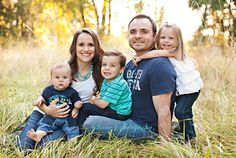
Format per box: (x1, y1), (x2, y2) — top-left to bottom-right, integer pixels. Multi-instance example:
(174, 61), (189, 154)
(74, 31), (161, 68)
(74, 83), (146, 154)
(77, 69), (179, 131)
(0, 42), (235, 157)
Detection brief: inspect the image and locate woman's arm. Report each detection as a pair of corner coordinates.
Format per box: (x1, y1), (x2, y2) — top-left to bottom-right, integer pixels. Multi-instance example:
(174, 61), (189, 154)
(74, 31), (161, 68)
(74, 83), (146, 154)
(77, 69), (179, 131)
(37, 99), (70, 118)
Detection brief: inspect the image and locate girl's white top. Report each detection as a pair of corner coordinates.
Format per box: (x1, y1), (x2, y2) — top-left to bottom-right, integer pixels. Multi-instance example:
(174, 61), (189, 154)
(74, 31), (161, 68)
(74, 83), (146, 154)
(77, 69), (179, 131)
(169, 56), (203, 96)
(35, 75), (97, 114)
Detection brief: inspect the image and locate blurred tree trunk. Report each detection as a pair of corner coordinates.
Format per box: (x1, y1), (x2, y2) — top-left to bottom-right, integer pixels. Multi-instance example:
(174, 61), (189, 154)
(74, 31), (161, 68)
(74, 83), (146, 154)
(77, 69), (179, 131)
(91, 0), (99, 32)
(79, 1), (87, 27)
(99, 0), (112, 38)
(107, 0), (111, 35)
(0, 0), (34, 45)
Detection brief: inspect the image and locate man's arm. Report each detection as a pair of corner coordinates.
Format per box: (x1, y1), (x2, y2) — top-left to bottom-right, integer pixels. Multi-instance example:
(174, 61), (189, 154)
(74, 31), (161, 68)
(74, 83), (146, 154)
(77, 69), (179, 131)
(152, 93), (172, 140)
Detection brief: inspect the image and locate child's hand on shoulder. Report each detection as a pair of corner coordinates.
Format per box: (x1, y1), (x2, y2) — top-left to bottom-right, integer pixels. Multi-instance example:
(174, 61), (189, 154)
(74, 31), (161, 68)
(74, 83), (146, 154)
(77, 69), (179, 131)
(132, 55), (141, 66)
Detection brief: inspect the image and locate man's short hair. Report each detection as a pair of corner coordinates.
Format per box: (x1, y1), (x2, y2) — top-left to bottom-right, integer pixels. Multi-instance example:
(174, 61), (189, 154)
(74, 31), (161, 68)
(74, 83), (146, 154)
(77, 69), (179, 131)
(128, 14), (157, 34)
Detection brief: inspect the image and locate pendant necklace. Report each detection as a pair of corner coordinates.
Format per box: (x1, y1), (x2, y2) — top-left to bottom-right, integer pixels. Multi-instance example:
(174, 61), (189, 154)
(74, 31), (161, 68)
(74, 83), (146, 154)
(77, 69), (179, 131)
(75, 64), (93, 81)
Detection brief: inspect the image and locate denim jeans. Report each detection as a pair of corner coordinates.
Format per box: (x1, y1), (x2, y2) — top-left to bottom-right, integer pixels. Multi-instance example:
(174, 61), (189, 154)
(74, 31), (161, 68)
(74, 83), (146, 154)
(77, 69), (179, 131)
(174, 91), (200, 141)
(38, 116), (80, 140)
(83, 116), (157, 140)
(77, 103), (129, 127)
(17, 111), (156, 150)
(17, 110), (65, 150)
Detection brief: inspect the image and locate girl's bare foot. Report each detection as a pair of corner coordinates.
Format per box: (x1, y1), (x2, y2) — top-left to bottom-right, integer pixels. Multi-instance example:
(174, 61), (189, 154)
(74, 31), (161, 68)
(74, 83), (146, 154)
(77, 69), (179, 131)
(27, 129), (42, 143)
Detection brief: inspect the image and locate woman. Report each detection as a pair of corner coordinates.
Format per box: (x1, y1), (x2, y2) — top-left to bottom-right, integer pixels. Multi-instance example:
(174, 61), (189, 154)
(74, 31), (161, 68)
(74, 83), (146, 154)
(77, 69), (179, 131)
(17, 28), (104, 150)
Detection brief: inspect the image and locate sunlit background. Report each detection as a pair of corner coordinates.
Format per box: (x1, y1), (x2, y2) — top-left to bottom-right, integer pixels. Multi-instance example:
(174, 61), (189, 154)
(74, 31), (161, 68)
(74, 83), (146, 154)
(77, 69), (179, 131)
(0, 1), (236, 157)
(96, 0), (202, 40)
(0, 0), (235, 48)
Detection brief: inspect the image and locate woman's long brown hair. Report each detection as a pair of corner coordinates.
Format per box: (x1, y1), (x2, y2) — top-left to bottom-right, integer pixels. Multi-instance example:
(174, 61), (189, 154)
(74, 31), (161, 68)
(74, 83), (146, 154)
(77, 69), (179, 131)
(68, 28), (104, 92)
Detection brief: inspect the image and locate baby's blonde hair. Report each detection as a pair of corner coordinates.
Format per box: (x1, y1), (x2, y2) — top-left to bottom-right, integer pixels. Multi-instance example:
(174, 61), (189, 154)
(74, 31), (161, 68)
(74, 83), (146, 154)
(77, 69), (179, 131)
(50, 62), (72, 76)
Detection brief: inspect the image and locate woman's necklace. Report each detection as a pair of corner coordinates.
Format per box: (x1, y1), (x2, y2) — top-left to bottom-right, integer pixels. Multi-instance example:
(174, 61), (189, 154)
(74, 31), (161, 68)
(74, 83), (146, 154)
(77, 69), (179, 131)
(75, 64), (93, 81)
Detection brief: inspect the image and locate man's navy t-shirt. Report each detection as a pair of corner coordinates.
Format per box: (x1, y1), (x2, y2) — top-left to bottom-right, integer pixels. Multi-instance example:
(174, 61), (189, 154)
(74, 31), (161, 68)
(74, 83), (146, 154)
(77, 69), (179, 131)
(123, 57), (176, 133)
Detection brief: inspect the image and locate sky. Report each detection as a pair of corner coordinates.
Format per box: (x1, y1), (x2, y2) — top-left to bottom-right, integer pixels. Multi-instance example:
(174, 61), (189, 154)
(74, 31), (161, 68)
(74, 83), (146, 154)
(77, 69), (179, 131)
(156, 0), (202, 40)
(96, 0), (202, 41)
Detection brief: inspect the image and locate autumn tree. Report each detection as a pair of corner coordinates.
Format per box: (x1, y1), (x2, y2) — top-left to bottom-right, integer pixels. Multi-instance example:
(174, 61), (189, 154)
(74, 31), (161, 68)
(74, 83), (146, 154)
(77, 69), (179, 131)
(0, 0), (33, 45)
(189, 0), (236, 48)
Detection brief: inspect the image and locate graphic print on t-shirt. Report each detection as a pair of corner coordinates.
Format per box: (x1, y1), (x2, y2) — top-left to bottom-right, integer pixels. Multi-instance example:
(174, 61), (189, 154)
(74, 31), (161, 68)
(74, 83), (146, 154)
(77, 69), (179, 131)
(126, 69), (142, 91)
(48, 95), (72, 106)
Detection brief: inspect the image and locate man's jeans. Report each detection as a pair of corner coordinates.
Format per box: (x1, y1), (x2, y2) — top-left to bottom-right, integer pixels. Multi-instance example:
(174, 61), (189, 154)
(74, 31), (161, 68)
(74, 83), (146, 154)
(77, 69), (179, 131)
(83, 116), (156, 139)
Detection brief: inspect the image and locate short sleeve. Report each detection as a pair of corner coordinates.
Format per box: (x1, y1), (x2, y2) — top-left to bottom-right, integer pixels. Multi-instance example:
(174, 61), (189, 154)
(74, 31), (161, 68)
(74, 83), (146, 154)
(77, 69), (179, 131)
(102, 82), (124, 104)
(71, 89), (81, 104)
(149, 58), (176, 96)
(41, 86), (51, 101)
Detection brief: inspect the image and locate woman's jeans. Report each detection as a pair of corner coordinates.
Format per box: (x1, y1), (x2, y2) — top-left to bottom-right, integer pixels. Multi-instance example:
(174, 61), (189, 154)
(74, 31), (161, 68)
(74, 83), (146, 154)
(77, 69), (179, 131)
(175, 91), (200, 141)
(17, 110), (65, 150)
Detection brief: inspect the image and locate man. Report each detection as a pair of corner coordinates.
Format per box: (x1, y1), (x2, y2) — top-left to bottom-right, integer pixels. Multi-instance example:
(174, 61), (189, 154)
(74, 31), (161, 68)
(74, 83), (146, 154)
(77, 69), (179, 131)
(83, 14), (176, 140)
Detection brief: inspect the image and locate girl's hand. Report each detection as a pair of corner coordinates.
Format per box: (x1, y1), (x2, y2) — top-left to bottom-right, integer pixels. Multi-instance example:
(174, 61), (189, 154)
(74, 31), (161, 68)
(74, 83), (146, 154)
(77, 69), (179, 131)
(71, 108), (79, 118)
(45, 99), (70, 118)
(135, 56), (142, 63)
(132, 55), (141, 66)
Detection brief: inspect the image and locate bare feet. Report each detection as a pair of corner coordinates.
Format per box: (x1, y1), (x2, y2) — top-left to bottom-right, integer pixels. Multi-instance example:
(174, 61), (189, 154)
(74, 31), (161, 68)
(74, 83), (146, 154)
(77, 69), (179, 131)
(27, 129), (42, 143)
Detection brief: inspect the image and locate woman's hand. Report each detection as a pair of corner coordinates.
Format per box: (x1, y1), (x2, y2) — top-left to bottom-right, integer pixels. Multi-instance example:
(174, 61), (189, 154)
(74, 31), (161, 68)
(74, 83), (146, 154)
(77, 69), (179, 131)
(44, 99), (70, 118)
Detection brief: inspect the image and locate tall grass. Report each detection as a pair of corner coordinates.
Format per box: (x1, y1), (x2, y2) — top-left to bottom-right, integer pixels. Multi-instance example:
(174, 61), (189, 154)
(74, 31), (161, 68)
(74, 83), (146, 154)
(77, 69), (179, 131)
(0, 43), (235, 157)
